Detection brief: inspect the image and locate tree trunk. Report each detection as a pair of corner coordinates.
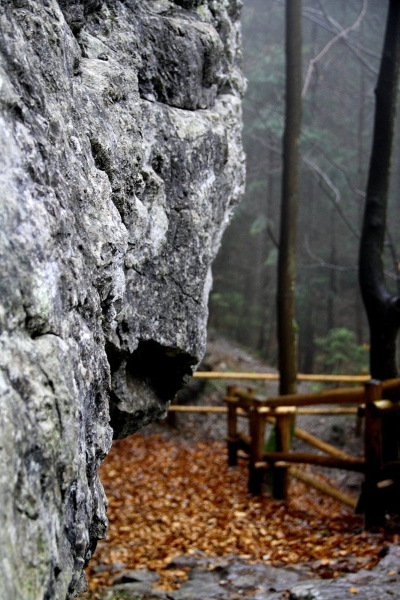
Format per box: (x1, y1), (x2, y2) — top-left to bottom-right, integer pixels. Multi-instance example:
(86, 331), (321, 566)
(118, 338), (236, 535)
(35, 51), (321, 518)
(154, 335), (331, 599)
(277, 0), (302, 395)
(359, 0), (400, 380)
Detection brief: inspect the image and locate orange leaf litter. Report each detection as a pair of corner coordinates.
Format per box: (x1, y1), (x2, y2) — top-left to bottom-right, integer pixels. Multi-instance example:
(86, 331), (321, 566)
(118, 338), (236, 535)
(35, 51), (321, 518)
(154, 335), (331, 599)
(86, 433), (394, 593)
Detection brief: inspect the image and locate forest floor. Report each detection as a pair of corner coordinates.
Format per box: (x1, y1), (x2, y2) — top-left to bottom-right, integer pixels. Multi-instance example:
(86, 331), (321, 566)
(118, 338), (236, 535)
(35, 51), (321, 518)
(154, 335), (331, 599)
(80, 334), (400, 600)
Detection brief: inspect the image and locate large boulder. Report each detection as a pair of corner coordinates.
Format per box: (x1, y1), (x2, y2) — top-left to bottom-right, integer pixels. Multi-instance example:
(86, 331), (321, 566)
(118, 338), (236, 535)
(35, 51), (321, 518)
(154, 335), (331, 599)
(0, 0), (245, 597)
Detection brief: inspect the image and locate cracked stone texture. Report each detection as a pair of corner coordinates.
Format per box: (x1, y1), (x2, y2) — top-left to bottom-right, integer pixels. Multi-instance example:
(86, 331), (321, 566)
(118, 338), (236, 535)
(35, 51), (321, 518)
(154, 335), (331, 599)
(97, 557), (312, 600)
(93, 548), (400, 600)
(0, 0), (245, 598)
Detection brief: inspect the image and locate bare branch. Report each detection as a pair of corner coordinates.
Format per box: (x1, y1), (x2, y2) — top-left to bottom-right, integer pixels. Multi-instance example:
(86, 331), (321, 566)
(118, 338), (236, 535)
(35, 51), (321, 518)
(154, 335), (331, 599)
(316, 2), (380, 75)
(277, 0), (379, 72)
(300, 234), (399, 280)
(302, 156), (360, 239)
(303, 6), (380, 61)
(301, 235), (356, 271)
(308, 140), (368, 202)
(302, 0), (368, 99)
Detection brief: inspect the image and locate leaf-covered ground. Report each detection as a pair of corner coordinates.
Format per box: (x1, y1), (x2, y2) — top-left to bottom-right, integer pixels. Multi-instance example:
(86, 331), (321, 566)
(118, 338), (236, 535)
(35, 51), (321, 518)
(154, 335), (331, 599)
(85, 433), (395, 595)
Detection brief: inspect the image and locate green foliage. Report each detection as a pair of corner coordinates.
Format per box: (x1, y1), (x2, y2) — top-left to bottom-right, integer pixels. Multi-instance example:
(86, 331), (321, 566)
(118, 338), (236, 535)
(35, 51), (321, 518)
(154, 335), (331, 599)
(246, 179), (268, 195)
(315, 328), (369, 374)
(265, 247), (278, 267)
(209, 292), (245, 336)
(250, 214), (268, 236)
(210, 292), (244, 312)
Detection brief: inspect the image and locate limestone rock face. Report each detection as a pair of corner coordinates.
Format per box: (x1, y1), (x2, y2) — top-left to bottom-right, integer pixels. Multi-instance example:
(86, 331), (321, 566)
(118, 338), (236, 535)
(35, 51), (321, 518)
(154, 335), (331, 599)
(0, 1), (245, 598)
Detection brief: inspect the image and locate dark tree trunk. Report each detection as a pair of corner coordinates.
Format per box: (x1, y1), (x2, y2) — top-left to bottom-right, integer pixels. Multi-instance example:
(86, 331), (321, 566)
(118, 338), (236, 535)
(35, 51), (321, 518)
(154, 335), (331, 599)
(359, 0), (400, 380)
(277, 0), (302, 395)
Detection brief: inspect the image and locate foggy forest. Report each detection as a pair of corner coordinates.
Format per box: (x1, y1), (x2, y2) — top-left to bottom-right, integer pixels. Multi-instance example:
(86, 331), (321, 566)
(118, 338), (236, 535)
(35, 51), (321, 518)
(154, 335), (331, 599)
(209, 0), (399, 377)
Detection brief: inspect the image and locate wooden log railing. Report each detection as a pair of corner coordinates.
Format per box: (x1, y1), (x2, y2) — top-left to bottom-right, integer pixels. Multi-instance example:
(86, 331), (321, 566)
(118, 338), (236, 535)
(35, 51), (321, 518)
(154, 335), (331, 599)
(289, 467), (358, 508)
(169, 371), (370, 415)
(223, 378), (400, 528)
(167, 372), (400, 527)
(230, 385), (367, 407)
(168, 405), (359, 415)
(193, 371), (370, 383)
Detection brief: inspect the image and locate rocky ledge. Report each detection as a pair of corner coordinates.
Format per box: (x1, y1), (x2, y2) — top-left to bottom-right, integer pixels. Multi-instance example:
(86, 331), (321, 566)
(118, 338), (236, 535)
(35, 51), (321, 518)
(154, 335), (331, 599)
(0, 1), (245, 598)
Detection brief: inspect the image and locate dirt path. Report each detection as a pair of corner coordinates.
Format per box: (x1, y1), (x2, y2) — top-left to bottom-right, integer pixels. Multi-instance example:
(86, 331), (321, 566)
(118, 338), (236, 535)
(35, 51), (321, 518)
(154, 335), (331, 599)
(80, 335), (399, 600)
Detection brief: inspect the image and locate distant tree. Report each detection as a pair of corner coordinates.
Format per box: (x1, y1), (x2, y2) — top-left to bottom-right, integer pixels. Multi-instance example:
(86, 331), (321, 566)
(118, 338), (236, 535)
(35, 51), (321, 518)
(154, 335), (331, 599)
(359, 0), (400, 380)
(208, 1), (388, 372)
(277, 0), (302, 394)
(315, 327), (368, 375)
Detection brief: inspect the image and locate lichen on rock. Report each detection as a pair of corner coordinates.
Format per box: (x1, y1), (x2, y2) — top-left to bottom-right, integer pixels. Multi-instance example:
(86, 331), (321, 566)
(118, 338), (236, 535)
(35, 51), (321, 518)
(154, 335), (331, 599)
(0, 0), (245, 598)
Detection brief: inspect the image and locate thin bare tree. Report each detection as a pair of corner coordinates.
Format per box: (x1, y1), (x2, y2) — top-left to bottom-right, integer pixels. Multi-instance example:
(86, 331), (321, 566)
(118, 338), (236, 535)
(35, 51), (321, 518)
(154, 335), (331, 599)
(277, 0), (302, 395)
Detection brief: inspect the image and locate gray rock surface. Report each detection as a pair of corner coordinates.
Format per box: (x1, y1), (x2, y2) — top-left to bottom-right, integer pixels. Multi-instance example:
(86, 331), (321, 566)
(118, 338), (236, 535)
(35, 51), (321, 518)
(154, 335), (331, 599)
(97, 555), (313, 600)
(0, 1), (245, 598)
(94, 547), (400, 600)
(289, 545), (400, 600)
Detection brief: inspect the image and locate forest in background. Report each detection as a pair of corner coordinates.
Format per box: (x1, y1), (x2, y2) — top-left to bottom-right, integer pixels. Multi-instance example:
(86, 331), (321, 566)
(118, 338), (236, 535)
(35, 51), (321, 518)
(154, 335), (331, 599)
(208, 0), (400, 375)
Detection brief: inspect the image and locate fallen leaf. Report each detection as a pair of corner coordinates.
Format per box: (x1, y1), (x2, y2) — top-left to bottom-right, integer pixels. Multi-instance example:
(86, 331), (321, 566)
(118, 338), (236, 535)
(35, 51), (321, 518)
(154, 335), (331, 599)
(84, 434), (395, 594)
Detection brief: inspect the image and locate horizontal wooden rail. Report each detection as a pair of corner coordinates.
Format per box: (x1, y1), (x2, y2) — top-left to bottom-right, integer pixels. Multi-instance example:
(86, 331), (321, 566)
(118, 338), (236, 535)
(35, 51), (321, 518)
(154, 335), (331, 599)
(293, 427), (356, 460)
(258, 386), (366, 407)
(290, 467), (357, 508)
(168, 405), (359, 415)
(258, 452), (365, 472)
(229, 386), (366, 407)
(294, 406), (358, 415)
(168, 405), (227, 413)
(194, 371), (370, 383)
(194, 371), (279, 380)
(382, 378), (400, 393)
(299, 374), (369, 383)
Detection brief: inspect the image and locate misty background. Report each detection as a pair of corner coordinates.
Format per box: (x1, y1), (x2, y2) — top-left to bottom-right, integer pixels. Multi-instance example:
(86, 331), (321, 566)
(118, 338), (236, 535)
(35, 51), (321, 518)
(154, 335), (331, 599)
(208, 0), (399, 375)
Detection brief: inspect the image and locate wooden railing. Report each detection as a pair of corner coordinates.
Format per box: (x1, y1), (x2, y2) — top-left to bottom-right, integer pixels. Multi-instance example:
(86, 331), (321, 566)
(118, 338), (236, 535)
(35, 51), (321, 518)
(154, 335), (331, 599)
(193, 371), (370, 383)
(168, 372), (400, 527)
(223, 378), (400, 528)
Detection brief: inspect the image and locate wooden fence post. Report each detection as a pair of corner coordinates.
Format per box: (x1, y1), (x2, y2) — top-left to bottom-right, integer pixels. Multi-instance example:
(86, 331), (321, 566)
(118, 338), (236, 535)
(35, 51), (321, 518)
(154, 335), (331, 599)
(226, 386), (238, 466)
(248, 405), (266, 494)
(363, 380), (384, 528)
(273, 413), (291, 500)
